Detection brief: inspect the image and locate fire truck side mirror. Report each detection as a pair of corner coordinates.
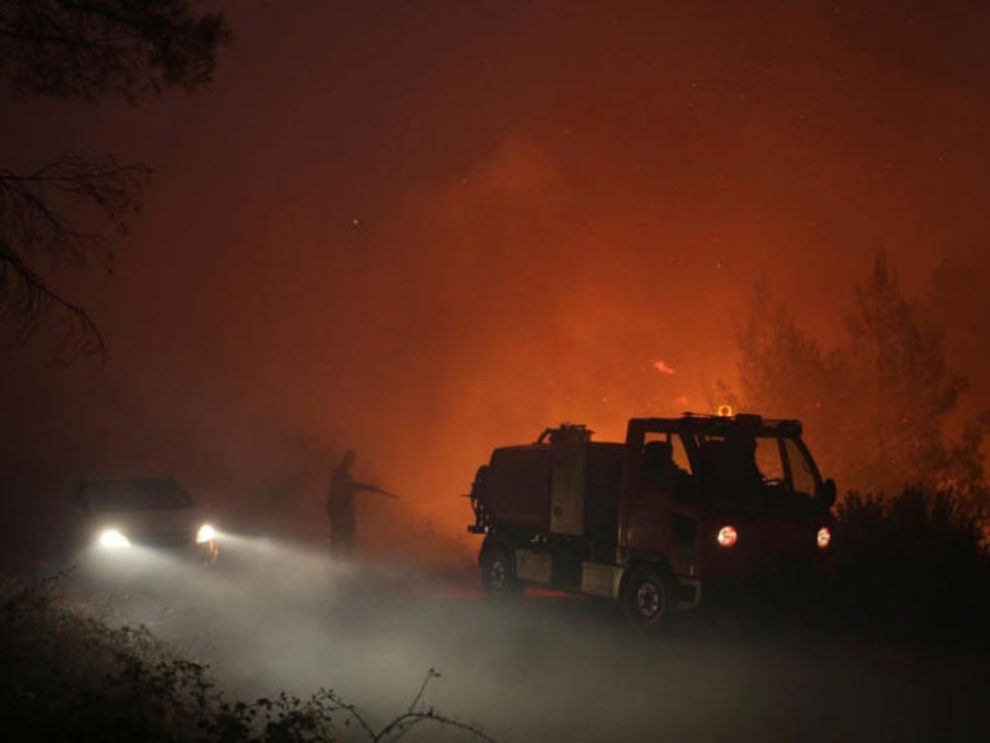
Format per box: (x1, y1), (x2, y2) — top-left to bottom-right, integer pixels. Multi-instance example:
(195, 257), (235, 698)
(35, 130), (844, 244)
(820, 478), (837, 509)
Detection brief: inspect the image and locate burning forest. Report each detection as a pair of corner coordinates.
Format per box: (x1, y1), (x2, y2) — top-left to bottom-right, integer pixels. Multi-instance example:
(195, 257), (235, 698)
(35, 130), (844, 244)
(2, 1), (990, 741)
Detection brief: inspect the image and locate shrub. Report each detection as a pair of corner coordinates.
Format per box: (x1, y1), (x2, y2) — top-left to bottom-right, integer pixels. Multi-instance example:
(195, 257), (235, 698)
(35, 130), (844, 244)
(833, 486), (990, 644)
(0, 573), (493, 742)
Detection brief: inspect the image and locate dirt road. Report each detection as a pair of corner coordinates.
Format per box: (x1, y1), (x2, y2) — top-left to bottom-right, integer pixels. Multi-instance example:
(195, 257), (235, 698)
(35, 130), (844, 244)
(68, 535), (990, 742)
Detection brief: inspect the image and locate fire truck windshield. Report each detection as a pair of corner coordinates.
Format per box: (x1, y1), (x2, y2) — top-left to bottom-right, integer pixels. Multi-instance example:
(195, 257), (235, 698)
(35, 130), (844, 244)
(784, 437), (819, 497)
(692, 432), (820, 509)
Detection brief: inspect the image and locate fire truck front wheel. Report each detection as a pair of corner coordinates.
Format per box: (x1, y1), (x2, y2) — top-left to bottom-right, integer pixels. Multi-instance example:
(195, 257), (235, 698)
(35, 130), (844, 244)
(622, 564), (676, 629)
(480, 545), (522, 597)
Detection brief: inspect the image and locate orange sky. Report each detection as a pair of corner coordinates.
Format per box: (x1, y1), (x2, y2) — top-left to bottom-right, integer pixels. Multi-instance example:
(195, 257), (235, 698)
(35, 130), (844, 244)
(3, 1), (990, 538)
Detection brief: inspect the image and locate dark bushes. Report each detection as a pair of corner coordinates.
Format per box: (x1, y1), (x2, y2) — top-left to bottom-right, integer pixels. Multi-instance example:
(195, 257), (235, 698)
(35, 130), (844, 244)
(0, 575), (493, 742)
(832, 486), (990, 644)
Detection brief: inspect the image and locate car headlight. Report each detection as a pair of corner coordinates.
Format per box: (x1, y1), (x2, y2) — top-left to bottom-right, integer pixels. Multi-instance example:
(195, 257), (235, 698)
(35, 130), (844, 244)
(196, 524), (216, 543)
(98, 528), (131, 549)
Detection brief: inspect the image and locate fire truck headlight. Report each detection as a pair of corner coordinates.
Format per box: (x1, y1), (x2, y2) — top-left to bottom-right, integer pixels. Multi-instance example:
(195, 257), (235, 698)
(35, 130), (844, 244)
(716, 525), (738, 548)
(817, 527), (831, 549)
(98, 529), (131, 549)
(196, 524), (216, 543)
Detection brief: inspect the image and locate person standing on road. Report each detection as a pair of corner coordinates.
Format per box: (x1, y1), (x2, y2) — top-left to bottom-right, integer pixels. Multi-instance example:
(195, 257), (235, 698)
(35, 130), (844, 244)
(326, 449), (397, 556)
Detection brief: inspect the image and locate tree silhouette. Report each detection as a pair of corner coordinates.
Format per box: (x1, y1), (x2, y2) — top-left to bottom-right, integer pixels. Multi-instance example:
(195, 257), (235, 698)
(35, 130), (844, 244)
(843, 253), (964, 490)
(736, 282), (835, 424)
(732, 282), (846, 484)
(1, 155), (150, 359)
(0, 0), (229, 101)
(0, 0), (230, 362)
(733, 253), (978, 496)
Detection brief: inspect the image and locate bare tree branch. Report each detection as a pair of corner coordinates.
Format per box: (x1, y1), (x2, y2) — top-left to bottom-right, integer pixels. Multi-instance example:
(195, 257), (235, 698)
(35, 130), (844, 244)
(0, 2), (228, 363)
(0, 155), (150, 362)
(358, 668), (497, 743)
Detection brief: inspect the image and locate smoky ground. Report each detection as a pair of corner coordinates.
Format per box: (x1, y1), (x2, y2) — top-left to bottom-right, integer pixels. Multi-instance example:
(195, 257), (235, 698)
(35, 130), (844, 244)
(58, 531), (990, 743)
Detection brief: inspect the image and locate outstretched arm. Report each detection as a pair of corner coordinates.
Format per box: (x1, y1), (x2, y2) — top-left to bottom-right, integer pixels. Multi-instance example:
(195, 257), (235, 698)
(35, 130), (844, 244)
(352, 482), (399, 499)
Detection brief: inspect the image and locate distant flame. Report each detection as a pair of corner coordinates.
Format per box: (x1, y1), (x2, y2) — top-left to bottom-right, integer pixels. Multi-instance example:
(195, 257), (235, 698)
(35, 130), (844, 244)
(652, 360), (675, 375)
(717, 404), (734, 417)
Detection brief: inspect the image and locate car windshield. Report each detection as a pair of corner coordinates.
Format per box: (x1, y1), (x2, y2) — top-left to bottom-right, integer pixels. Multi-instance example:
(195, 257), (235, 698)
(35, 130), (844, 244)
(87, 480), (193, 512)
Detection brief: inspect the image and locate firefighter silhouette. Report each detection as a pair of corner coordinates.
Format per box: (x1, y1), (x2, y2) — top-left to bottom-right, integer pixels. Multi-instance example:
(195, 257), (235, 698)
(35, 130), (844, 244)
(642, 440), (694, 501)
(699, 433), (766, 501)
(326, 449), (397, 556)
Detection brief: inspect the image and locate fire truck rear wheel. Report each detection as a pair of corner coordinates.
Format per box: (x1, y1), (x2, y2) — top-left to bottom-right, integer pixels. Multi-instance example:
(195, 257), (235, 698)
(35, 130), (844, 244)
(622, 564), (675, 629)
(480, 546), (522, 597)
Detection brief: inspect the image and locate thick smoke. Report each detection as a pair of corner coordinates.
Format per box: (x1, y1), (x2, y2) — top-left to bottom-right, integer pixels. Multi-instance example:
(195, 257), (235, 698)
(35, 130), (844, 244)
(5, 2), (990, 544)
(68, 536), (989, 742)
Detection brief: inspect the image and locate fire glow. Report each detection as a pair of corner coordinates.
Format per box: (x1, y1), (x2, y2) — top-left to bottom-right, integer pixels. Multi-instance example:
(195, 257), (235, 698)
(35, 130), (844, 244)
(653, 360), (676, 375)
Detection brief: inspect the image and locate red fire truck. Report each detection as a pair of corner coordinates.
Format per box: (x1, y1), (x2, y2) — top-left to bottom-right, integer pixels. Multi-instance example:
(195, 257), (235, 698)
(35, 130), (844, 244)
(467, 413), (836, 627)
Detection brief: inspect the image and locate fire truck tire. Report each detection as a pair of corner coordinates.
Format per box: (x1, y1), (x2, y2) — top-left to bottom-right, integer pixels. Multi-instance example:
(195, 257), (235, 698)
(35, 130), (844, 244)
(480, 545), (522, 597)
(622, 564), (676, 629)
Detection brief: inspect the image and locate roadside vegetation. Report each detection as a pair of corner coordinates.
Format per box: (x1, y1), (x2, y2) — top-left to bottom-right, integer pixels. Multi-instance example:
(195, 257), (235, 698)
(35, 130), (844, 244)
(0, 573), (493, 743)
(831, 485), (990, 645)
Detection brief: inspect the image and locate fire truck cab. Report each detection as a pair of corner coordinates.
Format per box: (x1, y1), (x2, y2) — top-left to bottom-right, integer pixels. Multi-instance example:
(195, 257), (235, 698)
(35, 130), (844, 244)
(468, 413), (836, 627)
